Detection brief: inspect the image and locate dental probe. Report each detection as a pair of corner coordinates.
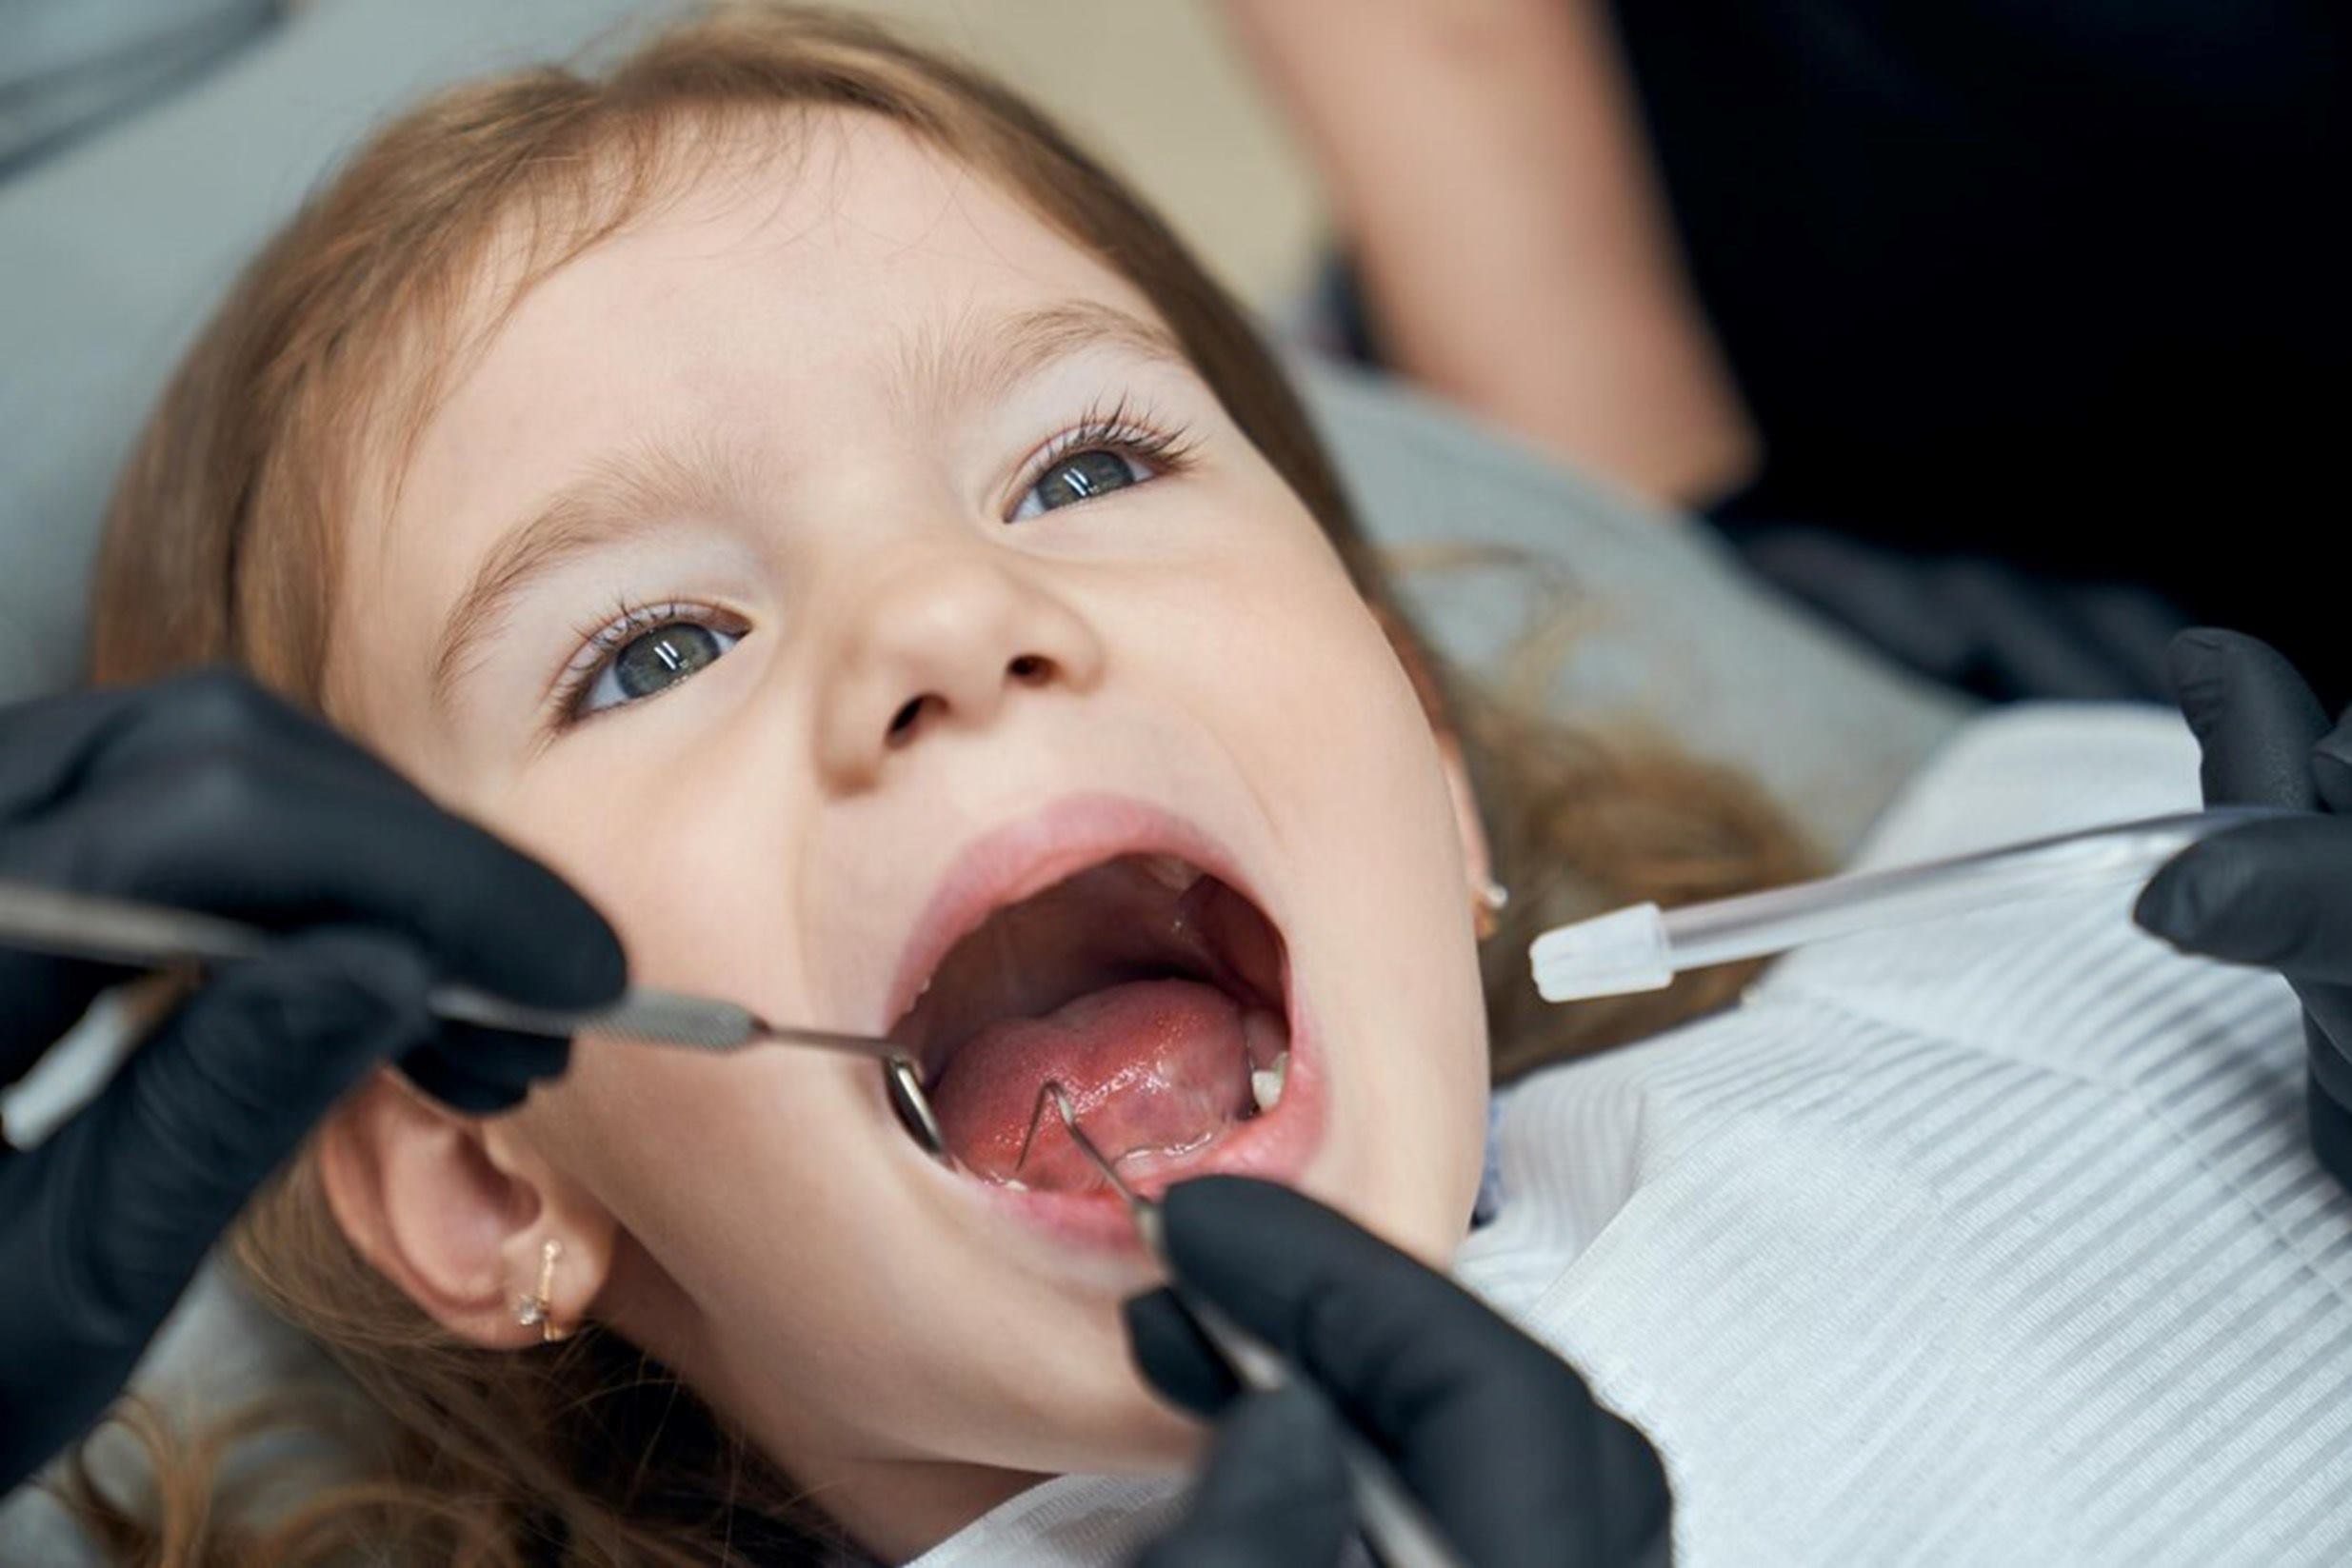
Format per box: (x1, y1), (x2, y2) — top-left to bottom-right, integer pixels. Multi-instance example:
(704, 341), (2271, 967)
(1037, 1083), (1472, 1568)
(1531, 804), (2290, 1003)
(0, 873), (963, 1161)
(0, 873), (903, 1056)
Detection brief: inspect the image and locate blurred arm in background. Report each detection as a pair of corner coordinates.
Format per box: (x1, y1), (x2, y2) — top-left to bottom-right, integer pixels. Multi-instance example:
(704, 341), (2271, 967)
(1220, 0), (1753, 510)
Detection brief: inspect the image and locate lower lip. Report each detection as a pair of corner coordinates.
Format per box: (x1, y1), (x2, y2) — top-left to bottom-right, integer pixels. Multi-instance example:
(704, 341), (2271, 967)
(960, 971), (1326, 1252)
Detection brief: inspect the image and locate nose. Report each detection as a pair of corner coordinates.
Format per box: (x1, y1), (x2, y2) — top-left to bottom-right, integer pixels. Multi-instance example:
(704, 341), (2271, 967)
(814, 547), (1106, 789)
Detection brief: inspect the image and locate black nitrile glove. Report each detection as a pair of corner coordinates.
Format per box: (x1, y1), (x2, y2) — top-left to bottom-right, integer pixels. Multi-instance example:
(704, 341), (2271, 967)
(0, 669), (624, 1491)
(1126, 1177), (1670, 1568)
(2134, 629), (2352, 1187)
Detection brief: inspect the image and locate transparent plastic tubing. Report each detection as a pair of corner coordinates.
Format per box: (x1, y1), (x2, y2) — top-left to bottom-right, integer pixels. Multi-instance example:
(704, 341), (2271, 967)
(1532, 805), (2291, 1004)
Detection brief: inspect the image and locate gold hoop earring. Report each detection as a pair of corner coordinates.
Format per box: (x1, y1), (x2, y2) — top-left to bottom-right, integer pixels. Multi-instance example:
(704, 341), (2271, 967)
(514, 1238), (570, 1343)
(1472, 878), (1509, 941)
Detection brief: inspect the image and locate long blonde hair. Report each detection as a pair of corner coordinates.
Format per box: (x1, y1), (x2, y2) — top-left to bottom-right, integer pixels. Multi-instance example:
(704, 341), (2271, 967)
(70, 6), (1812, 1561)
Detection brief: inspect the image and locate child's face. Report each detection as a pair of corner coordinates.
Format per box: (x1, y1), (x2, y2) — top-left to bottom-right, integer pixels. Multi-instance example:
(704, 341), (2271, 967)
(324, 112), (1489, 1538)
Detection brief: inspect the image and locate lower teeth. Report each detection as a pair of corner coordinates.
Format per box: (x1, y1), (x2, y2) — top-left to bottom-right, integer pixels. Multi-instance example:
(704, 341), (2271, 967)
(1250, 1051), (1289, 1113)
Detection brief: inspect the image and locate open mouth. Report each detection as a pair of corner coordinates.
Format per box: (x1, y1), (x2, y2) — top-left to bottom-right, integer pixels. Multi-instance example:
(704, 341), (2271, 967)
(888, 852), (1291, 1195)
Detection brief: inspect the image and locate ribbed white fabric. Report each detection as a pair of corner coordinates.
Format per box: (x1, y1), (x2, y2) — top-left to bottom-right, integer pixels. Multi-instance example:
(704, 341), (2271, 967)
(915, 704), (2351, 1568)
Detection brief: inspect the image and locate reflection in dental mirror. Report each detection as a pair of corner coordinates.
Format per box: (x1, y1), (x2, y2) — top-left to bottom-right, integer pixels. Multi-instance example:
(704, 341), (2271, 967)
(884, 1055), (953, 1167)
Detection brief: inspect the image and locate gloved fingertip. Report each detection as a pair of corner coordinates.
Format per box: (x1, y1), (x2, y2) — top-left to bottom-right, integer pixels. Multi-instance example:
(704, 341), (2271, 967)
(2164, 628), (2236, 724)
(396, 1022), (568, 1116)
(276, 926), (436, 1024)
(2166, 626), (2314, 720)
(394, 1047), (534, 1116)
(2131, 849), (2208, 949)
(2313, 736), (2352, 816)
(2162, 629), (2328, 808)
(1154, 1177), (1393, 1333)
(2168, 626), (2234, 661)
(1124, 1290), (1242, 1418)
(1156, 1176), (1323, 1282)
(2308, 1066), (2352, 1193)
(499, 885), (629, 1012)
(561, 910), (630, 1010)
(446, 1021), (572, 1082)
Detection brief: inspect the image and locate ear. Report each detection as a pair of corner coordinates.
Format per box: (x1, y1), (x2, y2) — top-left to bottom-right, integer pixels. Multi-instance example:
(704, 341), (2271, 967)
(1431, 727), (1496, 899)
(1372, 602), (1495, 895)
(316, 1069), (617, 1348)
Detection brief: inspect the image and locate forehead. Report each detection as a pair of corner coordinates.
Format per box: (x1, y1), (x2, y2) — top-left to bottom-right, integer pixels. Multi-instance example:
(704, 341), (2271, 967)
(355, 110), (1164, 650)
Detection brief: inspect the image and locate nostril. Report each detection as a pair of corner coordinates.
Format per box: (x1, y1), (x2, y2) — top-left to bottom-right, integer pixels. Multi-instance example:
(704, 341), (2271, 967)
(882, 660), (1050, 754)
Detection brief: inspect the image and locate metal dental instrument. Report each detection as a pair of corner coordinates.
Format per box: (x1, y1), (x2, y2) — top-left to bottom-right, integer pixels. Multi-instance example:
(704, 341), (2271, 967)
(1532, 804), (2291, 1003)
(0, 874), (955, 1161)
(1036, 1082), (1471, 1568)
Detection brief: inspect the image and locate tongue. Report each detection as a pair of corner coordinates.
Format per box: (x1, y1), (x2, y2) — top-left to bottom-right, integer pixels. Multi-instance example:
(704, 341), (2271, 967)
(929, 978), (1255, 1189)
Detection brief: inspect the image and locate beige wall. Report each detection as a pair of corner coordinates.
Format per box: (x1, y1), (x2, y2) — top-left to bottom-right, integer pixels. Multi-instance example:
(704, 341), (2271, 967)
(823, 2), (1328, 308)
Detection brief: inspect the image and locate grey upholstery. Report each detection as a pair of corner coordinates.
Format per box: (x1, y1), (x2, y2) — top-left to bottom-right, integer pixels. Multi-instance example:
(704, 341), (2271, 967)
(1299, 363), (1967, 855)
(0, 0), (658, 702)
(0, 0), (1966, 1553)
(0, 0), (278, 171)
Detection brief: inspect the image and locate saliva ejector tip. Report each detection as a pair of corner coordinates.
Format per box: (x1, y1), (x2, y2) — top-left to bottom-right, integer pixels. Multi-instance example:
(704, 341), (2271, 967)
(1529, 903), (1674, 1003)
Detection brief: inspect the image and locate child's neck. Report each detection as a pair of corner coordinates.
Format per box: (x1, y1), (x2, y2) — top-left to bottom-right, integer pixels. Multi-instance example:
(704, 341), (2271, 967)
(821, 1455), (1048, 1562)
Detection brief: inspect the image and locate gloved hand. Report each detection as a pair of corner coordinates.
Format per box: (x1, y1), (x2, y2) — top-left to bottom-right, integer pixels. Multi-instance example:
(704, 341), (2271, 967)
(0, 669), (624, 1491)
(2134, 629), (2352, 1186)
(1126, 1177), (1670, 1568)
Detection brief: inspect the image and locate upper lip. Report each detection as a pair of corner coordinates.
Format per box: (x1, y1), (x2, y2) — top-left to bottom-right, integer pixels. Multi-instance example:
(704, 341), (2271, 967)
(879, 792), (1277, 1045)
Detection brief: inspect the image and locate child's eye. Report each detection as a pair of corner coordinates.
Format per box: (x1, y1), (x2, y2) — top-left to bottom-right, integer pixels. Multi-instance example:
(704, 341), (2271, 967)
(557, 604), (745, 722)
(1006, 401), (1197, 524)
(1010, 447), (1148, 520)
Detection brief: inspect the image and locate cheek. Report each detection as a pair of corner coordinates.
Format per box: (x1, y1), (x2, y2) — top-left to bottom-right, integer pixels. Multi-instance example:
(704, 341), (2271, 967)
(530, 1045), (937, 1435)
(1202, 530), (1451, 857)
(465, 720), (827, 1002)
(548, 1046), (860, 1277)
(537, 1037), (1160, 1478)
(1158, 506), (1492, 1247)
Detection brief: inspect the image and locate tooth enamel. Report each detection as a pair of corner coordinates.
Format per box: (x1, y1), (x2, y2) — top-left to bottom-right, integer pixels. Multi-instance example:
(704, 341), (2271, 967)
(1250, 1052), (1289, 1113)
(1141, 854), (1201, 894)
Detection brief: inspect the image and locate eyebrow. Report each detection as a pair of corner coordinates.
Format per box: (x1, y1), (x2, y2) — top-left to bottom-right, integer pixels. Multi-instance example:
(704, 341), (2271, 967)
(431, 301), (1186, 712)
(898, 300), (1187, 416)
(430, 439), (741, 711)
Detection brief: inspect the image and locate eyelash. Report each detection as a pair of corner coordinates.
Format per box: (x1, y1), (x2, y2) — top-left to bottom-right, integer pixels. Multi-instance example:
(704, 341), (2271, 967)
(548, 597), (743, 724)
(1005, 397), (1199, 519)
(541, 404), (1200, 731)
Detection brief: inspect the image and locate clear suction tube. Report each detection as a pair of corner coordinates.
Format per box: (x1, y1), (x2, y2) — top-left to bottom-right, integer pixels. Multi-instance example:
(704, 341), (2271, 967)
(1531, 806), (2290, 1003)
